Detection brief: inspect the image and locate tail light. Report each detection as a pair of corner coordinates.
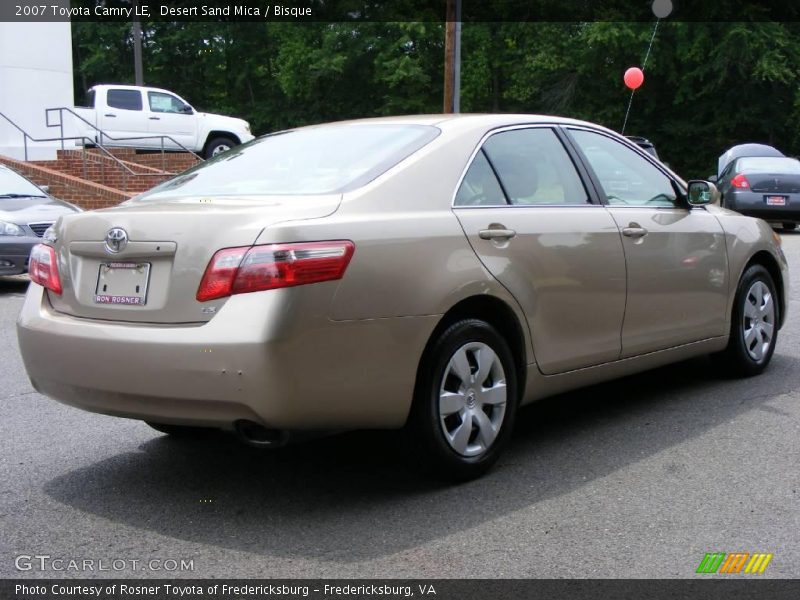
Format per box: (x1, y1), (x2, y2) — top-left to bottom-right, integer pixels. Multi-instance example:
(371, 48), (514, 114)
(29, 244), (62, 295)
(197, 240), (355, 302)
(731, 173), (750, 189)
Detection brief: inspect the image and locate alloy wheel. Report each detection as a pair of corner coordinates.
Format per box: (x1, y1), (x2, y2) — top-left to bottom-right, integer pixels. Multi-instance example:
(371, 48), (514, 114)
(438, 342), (507, 457)
(742, 280), (775, 361)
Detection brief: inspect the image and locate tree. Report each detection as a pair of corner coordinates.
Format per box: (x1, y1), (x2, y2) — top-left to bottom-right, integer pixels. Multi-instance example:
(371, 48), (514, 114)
(73, 20), (800, 177)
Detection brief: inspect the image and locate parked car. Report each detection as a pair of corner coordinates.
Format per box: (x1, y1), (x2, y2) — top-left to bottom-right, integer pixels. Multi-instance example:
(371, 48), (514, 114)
(17, 115), (788, 480)
(625, 135), (659, 160)
(715, 143), (784, 179)
(75, 84), (255, 158)
(0, 165), (81, 276)
(714, 154), (800, 231)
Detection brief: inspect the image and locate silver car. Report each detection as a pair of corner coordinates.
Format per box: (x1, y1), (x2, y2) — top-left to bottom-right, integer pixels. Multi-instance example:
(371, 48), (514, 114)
(0, 165), (80, 275)
(17, 115), (789, 479)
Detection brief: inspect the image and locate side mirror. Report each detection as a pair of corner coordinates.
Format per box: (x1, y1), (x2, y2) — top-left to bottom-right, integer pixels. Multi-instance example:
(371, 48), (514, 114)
(39, 185), (50, 194)
(180, 104), (194, 114)
(707, 174), (718, 183)
(687, 180), (719, 206)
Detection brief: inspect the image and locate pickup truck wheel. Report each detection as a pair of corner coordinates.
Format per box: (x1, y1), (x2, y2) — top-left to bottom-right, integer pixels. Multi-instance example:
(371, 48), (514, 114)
(205, 136), (237, 158)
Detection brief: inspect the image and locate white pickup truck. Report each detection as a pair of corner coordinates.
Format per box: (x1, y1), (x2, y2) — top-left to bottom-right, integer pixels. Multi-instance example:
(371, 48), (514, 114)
(74, 84), (255, 158)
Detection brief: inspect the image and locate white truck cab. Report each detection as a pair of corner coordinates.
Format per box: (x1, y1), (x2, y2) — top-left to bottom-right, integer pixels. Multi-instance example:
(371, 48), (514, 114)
(75, 84), (254, 158)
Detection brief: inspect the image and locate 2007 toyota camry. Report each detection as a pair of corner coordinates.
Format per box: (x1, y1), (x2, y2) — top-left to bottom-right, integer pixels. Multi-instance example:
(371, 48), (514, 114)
(17, 115), (789, 479)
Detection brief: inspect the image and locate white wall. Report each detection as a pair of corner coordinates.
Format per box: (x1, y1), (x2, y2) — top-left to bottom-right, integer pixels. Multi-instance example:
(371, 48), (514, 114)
(0, 22), (74, 160)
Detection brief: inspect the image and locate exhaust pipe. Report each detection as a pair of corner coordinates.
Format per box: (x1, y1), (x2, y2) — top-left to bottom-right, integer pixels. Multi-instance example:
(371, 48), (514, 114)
(234, 420), (290, 448)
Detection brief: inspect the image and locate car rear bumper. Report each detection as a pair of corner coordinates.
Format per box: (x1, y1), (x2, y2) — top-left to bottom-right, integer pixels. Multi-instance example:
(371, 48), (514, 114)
(0, 236), (38, 275)
(17, 284), (438, 430)
(725, 190), (800, 222)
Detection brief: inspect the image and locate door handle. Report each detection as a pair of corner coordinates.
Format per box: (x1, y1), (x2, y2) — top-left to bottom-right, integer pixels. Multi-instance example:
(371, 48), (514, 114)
(479, 227), (516, 241)
(103, 113), (116, 118)
(149, 117), (160, 120)
(622, 225), (648, 238)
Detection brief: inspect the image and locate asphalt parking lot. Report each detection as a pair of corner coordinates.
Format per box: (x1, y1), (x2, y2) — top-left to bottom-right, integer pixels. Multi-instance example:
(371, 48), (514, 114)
(1, 232), (798, 579)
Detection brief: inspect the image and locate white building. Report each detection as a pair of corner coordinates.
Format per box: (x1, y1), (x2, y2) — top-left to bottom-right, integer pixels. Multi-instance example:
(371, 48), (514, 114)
(0, 22), (74, 160)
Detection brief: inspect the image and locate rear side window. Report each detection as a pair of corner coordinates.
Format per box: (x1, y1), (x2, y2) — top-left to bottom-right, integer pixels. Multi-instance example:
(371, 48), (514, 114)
(138, 124), (440, 198)
(107, 89), (143, 111)
(482, 128), (589, 205)
(455, 151), (507, 206)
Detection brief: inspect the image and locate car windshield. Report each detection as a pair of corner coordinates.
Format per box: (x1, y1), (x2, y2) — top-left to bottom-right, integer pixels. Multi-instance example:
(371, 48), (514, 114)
(137, 124), (440, 199)
(0, 167), (46, 198)
(736, 157), (800, 174)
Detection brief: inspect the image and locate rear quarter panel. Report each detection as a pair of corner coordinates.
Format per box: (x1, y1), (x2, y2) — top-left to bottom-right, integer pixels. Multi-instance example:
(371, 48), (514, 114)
(252, 121), (535, 363)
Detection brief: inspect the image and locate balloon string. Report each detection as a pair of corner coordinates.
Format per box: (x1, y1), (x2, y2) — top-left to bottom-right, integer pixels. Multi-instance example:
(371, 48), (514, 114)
(622, 19), (660, 134)
(621, 90), (636, 134)
(642, 19), (660, 71)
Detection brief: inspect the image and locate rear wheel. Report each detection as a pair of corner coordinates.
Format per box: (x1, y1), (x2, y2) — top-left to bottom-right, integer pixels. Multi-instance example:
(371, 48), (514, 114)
(783, 222), (797, 231)
(145, 422), (218, 437)
(713, 264), (778, 377)
(408, 319), (518, 481)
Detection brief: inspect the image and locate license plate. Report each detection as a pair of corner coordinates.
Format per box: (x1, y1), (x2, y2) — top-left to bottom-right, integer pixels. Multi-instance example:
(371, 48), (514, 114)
(94, 262), (151, 305)
(765, 195), (787, 206)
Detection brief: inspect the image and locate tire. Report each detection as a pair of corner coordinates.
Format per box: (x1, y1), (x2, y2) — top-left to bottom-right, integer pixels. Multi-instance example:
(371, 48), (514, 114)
(204, 136), (237, 159)
(713, 264), (779, 377)
(407, 319), (518, 481)
(783, 222), (797, 231)
(145, 421), (217, 437)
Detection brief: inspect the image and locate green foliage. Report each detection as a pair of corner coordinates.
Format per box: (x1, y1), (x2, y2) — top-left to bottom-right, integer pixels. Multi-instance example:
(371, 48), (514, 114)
(72, 20), (800, 177)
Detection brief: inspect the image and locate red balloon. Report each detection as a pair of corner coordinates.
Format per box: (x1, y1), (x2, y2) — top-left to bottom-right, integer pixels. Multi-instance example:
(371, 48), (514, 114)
(624, 67), (644, 90)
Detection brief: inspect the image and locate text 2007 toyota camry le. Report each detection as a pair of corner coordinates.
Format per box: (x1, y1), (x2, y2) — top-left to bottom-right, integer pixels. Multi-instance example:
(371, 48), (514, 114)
(17, 115), (789, 479)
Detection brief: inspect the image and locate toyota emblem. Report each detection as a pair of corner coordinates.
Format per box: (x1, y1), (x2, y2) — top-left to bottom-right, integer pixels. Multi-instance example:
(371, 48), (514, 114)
(104, 227), (128, 254)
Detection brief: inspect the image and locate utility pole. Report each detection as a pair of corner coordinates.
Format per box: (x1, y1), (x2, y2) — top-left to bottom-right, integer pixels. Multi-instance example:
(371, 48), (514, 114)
(132, 0), (143, 85)
(443, 0), (455, 113)
(453, 0), (461, 113)
(443, 0), (462, 114)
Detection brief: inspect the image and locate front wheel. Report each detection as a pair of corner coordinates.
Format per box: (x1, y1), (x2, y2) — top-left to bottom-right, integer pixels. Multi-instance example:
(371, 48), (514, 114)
(407, 319), (518, 481)
(204, 136), (237, 159)
(713, 264), (779, 377)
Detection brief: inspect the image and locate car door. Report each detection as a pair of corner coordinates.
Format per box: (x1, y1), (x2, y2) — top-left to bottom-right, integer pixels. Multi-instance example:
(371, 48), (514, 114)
(566, 127), (729, 358)
(453, 126), (627, 375)
(99, 89), (149, 148)
(146, 91), (198, 150)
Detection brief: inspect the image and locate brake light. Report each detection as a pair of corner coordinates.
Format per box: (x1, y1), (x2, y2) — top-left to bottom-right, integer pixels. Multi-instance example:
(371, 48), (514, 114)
(731, 173), (750, 189)
(197, 241), (355, 302)
(29, 244), (62, 295)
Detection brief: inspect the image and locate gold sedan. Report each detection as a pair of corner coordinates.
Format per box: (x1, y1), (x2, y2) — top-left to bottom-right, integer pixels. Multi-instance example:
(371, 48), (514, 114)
(17, 115), (789, 480)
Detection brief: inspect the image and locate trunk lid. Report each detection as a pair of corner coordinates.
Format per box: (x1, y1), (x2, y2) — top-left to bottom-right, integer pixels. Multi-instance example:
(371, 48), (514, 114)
(747, 172), (800, 194)
(47, 195), (340, 323)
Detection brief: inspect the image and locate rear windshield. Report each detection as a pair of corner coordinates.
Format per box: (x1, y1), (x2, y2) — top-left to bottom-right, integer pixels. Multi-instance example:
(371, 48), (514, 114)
(137, 124), (440, 199)
(736, 157), (800, 174)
